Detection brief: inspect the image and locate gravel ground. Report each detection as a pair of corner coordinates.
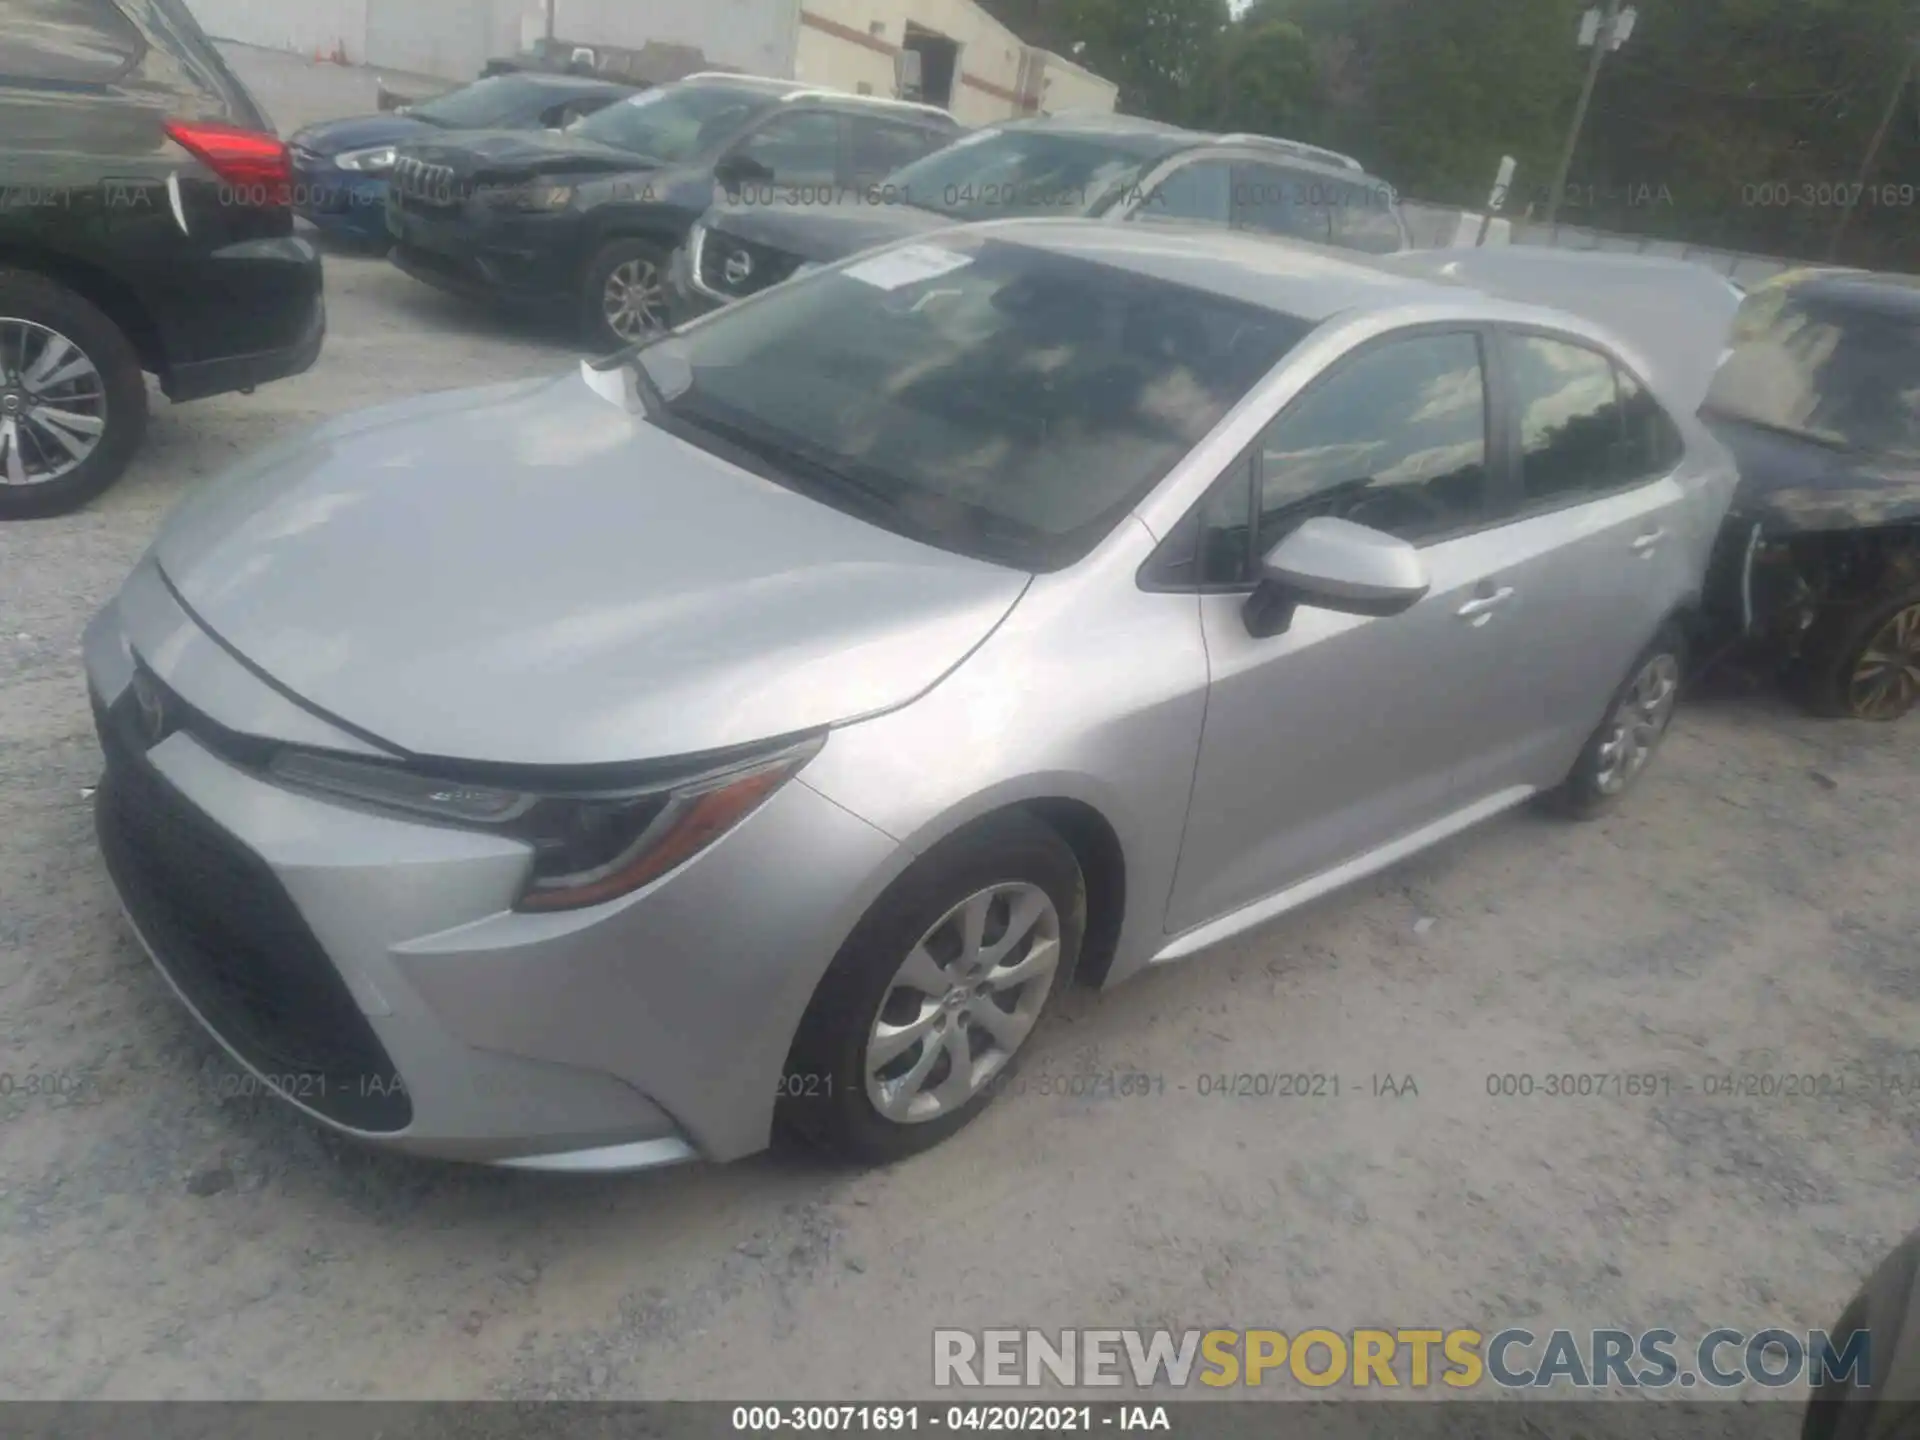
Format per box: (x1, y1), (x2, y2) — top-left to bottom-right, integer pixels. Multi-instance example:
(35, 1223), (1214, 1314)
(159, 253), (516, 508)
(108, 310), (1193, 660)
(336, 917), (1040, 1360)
(0, 44), (1916, 1405)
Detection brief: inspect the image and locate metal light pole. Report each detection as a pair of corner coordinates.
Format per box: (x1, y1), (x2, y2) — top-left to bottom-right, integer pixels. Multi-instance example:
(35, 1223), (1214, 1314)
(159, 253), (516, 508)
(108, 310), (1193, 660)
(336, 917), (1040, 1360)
(545, 0), (557, 44)
(1545, 0), (1623, 228)
(1828, 38), (1920, 261)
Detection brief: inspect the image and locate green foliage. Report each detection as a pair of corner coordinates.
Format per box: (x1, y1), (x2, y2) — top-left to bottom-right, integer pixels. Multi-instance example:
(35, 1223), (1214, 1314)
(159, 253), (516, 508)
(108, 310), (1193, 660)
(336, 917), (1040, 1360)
(974, 0), (1920, 267)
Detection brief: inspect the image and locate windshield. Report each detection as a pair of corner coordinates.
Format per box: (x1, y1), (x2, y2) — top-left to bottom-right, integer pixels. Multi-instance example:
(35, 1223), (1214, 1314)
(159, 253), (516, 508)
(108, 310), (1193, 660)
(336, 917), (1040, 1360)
(571, 84), (777, 162)
(1705, 287), (1920, 457)
(410, 76), (558, 129)
(886, 128), (1172, 221)
(636, 236), (1309, 570)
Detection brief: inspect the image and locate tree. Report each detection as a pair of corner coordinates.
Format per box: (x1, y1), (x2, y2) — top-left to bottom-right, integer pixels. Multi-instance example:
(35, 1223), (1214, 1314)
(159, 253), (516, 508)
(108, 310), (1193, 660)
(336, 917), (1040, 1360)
(1197, 18), (1317, 136)
(1053, 0), (1233, 122)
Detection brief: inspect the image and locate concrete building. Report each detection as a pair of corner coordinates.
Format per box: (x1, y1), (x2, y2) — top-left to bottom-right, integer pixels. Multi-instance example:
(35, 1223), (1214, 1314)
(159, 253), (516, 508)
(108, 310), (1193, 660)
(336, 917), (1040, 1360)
(183, 0), (1117, 123)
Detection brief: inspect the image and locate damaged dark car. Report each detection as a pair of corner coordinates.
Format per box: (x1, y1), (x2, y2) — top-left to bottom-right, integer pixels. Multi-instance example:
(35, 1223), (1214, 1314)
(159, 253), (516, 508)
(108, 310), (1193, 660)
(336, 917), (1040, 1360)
(1699, 269), (1920, 721)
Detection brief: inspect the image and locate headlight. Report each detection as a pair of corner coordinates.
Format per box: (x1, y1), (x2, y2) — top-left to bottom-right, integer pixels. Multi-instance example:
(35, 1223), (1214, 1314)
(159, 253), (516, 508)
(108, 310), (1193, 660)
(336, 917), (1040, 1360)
(267, 736), (822, 912)
(485, 182), (575, 211)
(334, 145), (398, 173)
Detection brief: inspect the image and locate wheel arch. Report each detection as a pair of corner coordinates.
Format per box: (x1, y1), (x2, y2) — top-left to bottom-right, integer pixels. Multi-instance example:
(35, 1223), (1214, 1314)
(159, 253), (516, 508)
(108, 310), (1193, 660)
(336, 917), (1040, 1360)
(0, 244), (166, 376)
(844, 777), (1143, 993)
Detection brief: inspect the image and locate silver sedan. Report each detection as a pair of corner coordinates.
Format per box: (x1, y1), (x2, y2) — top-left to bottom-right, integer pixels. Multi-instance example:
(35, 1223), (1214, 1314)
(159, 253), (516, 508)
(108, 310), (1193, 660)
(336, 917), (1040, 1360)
(84, 222), (1738, 1171)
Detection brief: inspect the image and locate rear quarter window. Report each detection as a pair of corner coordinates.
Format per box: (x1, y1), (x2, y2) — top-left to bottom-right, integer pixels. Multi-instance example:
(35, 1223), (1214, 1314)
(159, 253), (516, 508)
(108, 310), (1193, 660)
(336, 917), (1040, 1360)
(0, 0), (144, 86)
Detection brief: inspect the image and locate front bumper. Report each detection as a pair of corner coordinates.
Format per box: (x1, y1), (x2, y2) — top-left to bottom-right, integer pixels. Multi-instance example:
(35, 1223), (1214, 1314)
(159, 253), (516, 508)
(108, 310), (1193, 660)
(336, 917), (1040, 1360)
(83, 569), (899, 1169)
(158, 236), (327, 404)
(292, 159), (392, 243)
(664, 242), (722, 325)
(384, 193), (582, 304)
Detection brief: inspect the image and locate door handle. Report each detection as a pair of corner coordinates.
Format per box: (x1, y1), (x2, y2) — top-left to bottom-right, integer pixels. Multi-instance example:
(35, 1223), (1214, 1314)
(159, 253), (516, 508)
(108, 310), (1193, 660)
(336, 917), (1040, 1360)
(1456, 587), (1515, 622)
(1632, 529), (1668, 554)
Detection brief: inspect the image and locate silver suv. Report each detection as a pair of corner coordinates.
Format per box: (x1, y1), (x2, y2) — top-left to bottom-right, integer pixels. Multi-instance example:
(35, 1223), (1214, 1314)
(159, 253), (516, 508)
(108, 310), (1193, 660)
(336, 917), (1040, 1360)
(669, 115), (1409, 320)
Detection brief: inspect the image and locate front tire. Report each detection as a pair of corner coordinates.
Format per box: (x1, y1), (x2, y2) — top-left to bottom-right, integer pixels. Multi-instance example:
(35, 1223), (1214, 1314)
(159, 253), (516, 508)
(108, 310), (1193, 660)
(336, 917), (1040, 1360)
(779, 812), (1085, 1166)
(0, 270), (147, 519)
(1793, 584), (1920, 722)
(580, 238), (670, 353)
(1545, 625), (1686, 820)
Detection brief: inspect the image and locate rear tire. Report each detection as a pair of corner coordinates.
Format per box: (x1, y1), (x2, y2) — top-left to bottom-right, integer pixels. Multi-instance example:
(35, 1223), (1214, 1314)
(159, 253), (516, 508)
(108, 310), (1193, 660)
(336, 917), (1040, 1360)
(779, 812), (1085, 1166)
(580, 238), (670, 353)
(1803, 1227), (1920, 1440)
(1544, 624), (1687, 821)
(1792, 584), (1920, 722)
(0, 270), (147, 520)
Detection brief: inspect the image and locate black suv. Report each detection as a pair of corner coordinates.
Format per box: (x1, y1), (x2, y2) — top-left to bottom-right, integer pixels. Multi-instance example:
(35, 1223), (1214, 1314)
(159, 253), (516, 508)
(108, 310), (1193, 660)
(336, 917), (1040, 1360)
(1700, 268), (1920, 721)
(669, 115), (1409, 321)
(0, 0), (325, 518)
(385, 73), (963, 350)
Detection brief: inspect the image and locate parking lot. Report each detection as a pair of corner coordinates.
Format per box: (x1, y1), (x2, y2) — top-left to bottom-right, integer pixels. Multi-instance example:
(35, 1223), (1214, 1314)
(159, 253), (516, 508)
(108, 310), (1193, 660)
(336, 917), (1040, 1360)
(1, 44), (1918, 1403)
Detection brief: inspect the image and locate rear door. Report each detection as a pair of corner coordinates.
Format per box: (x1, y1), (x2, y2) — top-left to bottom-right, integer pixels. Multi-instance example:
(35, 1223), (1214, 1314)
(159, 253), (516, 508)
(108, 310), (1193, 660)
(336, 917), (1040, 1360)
(1448, 327), (1697, 800)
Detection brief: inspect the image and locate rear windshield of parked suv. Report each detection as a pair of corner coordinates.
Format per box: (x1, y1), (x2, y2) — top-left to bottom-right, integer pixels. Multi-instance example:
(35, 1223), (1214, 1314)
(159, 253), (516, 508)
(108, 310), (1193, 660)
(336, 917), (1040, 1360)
(887, 128), (1175, 221)
(1706, 287), (1920, 458)
(634, 235), (1309, 570)
(571, 83), (779, 163)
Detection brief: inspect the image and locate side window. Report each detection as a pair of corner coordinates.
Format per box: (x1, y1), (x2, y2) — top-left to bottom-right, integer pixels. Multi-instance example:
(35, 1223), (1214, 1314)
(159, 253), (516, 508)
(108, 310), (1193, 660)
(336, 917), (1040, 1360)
(1230, 163), (1332, 244)
(727, 110), (843, 186)
(1331, 192), (1408, 255)
(0, 0), (144, 85)
(1507, 334), (1664, 506)
(850, 118), (947, 185)
(1139, 160), (1232, 225)
(1195, 334), (1490, 584)
(1616, 367), (1687, 477)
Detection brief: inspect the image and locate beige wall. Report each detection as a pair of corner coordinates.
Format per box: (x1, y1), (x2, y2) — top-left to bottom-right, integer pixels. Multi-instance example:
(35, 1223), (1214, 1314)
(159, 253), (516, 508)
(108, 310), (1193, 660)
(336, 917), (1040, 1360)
(795, 0), (1115, 122)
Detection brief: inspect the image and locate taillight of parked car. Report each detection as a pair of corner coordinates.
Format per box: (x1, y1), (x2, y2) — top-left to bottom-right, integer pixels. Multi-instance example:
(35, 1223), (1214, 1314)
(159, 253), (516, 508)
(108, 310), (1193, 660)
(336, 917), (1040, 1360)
(163, 119), (292, 202)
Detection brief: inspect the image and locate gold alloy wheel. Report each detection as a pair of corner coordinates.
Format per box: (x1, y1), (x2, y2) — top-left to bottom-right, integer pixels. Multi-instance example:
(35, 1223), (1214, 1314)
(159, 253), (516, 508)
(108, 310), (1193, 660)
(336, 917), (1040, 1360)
(1848, 601), (1920, 721)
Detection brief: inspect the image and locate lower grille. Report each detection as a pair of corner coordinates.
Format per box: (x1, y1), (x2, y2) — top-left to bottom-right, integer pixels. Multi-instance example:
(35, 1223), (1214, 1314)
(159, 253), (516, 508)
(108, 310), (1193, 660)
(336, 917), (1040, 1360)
(698, 228), (803, 300)
(94, 695), (412, 1133)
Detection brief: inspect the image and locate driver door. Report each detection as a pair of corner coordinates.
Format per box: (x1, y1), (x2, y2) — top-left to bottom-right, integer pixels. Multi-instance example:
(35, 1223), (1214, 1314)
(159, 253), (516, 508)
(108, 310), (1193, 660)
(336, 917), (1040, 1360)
(1164, 328), (1528, 935)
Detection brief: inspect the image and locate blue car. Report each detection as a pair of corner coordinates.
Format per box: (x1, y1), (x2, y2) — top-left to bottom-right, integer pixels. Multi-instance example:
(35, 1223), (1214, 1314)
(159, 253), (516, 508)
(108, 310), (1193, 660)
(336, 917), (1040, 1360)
(289, 72), (636, 244)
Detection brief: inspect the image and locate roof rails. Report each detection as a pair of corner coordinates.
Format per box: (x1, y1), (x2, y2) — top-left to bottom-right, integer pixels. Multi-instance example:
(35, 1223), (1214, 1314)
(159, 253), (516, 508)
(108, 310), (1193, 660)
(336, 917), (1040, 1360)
(780, 87), (954, 119)
(1215, 134), (1367, 172)
(678, 70), (800, 87)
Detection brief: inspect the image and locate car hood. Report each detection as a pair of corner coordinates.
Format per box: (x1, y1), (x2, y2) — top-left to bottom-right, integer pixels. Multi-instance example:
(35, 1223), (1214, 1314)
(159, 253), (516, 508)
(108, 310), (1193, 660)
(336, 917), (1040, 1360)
(397, 128), (652, 183)
(151, 369), (1030, 768)
(702, 199), (953, 263)
(291, 114), (435, 156)
(1701, 413), (1920, 534)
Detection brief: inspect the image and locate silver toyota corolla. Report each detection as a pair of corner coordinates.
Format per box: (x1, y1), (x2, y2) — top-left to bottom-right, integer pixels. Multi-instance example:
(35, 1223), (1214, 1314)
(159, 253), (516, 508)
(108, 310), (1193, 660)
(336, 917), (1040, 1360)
(85, 223), (1738, 1172)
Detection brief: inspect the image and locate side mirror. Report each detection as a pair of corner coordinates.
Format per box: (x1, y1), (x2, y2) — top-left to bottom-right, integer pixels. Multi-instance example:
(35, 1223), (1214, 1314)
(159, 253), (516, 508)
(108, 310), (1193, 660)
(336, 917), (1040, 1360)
(1243, 516), (1430, 639)
(714, 152), (773, 187)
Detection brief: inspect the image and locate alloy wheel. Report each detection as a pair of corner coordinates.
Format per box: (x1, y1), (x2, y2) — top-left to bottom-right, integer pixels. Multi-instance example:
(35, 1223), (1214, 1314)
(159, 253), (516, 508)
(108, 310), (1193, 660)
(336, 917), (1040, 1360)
(864, 883), (1062, 1124)
(1594, 652), (1681, 795)
(601, 257), (664, 342)
(1848, 602), (1920, 721)
(0, 319), (108, 487)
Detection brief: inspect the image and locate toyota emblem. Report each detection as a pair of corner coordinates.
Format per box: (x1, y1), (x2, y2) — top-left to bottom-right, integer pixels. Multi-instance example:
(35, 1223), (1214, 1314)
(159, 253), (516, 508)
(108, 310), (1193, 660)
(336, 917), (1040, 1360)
(723, 249), (755, 286)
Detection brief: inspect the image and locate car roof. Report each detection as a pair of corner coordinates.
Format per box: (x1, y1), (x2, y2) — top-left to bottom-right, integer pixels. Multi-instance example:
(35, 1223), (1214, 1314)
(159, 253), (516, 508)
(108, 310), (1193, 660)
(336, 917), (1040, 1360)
(1773, 268), (1920, 322)
(963, 219), (1454, 322)
(479, 72), (636, 95)
(676, 72), (956, 123)
(992, 114), (1388, 183)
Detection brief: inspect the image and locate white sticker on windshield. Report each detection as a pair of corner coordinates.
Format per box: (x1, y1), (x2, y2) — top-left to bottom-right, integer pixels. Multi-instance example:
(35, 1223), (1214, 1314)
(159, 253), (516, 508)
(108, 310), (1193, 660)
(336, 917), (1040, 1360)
(843, 244), (974, 292)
